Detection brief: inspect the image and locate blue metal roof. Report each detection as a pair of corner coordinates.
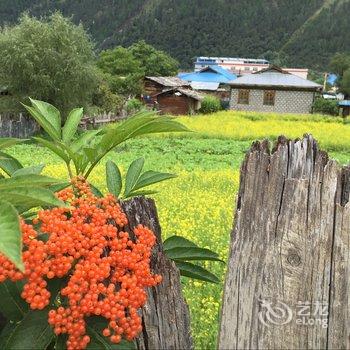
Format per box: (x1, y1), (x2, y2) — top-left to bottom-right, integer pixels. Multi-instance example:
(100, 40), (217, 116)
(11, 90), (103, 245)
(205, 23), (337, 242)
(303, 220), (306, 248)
(178, 66), (237, 84)
(339, 100), (350, 107)
(327, 73), (338, 86)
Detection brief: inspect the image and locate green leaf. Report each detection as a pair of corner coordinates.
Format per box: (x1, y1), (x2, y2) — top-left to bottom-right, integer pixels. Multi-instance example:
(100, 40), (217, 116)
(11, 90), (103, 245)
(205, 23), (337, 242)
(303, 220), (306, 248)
(62, 107), (84, 143)
(29, 98), (61, 132)
(124, 158), (144, 197)
(47, 277), (67, 306)
(0, 200), (23, 271)
(54, 335), (68, 350)
(99, 111), (159, 151)
(133, 170), (177, 191)
(90, 184), (104, 198)
(100, 112), (190, 152)
(0, 309), (54, 350)
(71, 151), (90, 174)
(130, 118), (190, 139)
(71, 130), (100, 153)
(0, 151), (23, 176)
(87, 317), (136, 350)
(22, 102), (60, 141)
(33, 137), (70, 163)
(0, 138), (22, 150)
(165, 247), (223, 262)
(106, 161), (122, 198)
(0, 280), (28, 321)
(0, 322), (17, 347)
(174, 260), (220, 284)
(21, 211), (38, 221)
(12, 165), (45, 177)
(0, 187), (65, 208)
(163, 235), (198, 251)
(123, 189), (157, 199)
(58, 142), (84, 172)
(84, 147), (97, 163)
(0, 175), (63, 190)
(48, 182), (70, 194)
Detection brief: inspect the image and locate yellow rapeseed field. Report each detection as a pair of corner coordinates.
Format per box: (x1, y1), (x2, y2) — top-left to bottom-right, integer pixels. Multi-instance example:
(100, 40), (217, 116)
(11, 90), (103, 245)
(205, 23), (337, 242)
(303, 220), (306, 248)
(178, 111), (350, 152)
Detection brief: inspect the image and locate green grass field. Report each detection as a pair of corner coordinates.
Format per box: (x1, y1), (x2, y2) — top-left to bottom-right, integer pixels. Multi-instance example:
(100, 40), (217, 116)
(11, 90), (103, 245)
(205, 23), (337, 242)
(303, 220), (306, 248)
(6, 110), (350, 349)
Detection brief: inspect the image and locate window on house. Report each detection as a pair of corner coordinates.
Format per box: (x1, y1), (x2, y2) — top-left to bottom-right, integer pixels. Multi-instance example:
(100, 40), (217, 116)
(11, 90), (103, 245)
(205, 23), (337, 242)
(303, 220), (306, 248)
(263, 90), (276, 106)
(244, 67), (250, 71)
(238, 89), (250, 104)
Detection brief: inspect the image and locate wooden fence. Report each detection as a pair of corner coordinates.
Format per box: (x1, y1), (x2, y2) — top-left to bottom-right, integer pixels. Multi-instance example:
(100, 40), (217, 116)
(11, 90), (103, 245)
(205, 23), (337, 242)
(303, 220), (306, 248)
(80, 112), (127, 129)
(219, 135), (350, 349)
(0, 113), (40, 138)
(122, 197), (193, 349)
(0, 112), (126, 138)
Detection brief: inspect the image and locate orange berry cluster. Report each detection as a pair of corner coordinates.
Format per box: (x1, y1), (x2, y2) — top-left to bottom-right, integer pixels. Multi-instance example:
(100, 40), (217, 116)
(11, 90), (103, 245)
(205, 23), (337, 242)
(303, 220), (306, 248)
(0, 177), (162, 350)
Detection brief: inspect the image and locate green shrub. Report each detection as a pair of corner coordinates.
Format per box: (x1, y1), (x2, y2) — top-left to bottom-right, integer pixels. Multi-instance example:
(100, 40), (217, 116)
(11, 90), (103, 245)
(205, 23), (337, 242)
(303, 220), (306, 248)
(200, 96), (221, 114)
(126, 98), (144, 113)
(313, 98), (339, 116)
(92, 81), (124, 114)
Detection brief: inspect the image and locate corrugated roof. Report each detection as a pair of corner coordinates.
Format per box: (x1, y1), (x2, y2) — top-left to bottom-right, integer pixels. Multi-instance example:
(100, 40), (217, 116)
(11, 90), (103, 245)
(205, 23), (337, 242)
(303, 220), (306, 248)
(179, 66), (237, 84)
(145, 76), (189, 87)
(205, 66), (237, 80)
(339, 100), (350, 107)
(190, 81), (220, 90)
(229, 66), (322, 90)
(155, 88), (207, 101)
(177, 88), (207, 101)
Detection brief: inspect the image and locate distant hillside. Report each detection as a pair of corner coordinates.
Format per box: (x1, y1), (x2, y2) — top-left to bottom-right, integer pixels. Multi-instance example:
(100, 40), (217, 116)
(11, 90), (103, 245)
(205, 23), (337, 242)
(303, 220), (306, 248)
(0, 0), (349, 70)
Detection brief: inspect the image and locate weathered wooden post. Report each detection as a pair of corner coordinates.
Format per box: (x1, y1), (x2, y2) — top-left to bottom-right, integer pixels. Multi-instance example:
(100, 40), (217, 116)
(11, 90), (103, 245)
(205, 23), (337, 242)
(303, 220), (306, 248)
(219, 135), (350, 349)
(122, 197), (193, 350)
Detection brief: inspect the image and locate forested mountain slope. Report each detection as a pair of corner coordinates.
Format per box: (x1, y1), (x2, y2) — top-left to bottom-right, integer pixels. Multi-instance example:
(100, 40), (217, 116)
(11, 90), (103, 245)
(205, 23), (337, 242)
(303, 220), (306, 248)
(0, 0), (349, 70)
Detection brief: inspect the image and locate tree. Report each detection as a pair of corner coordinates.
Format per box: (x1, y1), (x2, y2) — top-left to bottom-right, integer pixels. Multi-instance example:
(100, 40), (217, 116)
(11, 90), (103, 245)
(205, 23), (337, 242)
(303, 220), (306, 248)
(329, 53), (350, 77)
(97, 41), (179, 96)
(329, 53), (350, 97)
(97, 46), (144, 96)
(97, 46), (142, 76)
(129, 40), (179, 76)
(0, 13), (98, 116)
(341, 68), (350, 97)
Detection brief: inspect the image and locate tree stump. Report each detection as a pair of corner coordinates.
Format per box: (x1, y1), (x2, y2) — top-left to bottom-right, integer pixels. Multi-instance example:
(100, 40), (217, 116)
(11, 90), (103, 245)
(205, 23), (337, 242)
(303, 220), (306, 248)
(219, 135), (350, 350)
(122, 197), (193, 350)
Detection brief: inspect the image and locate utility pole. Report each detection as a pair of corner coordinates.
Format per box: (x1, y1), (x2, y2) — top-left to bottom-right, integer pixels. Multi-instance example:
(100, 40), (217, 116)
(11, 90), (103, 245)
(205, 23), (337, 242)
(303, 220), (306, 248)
(323, 72), (328, 91)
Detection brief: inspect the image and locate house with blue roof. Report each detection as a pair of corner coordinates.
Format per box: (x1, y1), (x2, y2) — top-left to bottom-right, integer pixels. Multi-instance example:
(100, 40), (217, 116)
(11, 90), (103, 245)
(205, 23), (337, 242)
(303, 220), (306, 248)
(178, 66), (237, 105)
(179, 66), (236, 88)
(338, 100), (350, 116)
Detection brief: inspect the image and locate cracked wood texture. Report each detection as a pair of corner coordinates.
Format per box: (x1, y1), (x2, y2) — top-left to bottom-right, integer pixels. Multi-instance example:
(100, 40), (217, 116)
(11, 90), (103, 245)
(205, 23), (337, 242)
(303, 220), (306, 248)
(219, 135), (350, 350)
(121, 197), (193, 350)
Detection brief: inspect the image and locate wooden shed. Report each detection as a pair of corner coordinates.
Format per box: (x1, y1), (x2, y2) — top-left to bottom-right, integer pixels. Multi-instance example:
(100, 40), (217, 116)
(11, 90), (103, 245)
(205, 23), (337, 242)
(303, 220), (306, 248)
(143, 76), (189, 96)
(339, 100), (350, 117)
(155, 88), (206, 115)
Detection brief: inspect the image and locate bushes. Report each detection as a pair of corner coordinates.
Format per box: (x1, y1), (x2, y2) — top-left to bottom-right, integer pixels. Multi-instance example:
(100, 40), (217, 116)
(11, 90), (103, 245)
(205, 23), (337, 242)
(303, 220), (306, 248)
(200, 96), (221, 114)
(92, 81), (124, 114)
(126, 98), (144, 114)
(313, 98), (339, 116)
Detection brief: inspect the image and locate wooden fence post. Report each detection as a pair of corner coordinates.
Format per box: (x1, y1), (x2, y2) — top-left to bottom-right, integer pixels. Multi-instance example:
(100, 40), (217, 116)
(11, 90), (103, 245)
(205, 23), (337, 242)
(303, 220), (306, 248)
(219, 135), (350, 350)
(122, 197), (193, 350)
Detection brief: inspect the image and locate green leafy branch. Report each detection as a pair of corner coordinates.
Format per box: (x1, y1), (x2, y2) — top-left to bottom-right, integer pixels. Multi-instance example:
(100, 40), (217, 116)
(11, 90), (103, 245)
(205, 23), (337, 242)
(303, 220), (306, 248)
(23, 98), (190, 179)
(163, 236), (223, 284)
(105, 158), (176, 199)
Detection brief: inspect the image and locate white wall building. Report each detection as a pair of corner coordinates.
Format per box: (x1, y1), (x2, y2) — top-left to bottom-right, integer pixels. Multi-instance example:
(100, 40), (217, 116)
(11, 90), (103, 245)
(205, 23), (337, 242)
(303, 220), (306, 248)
(194, 57), (309, 79)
